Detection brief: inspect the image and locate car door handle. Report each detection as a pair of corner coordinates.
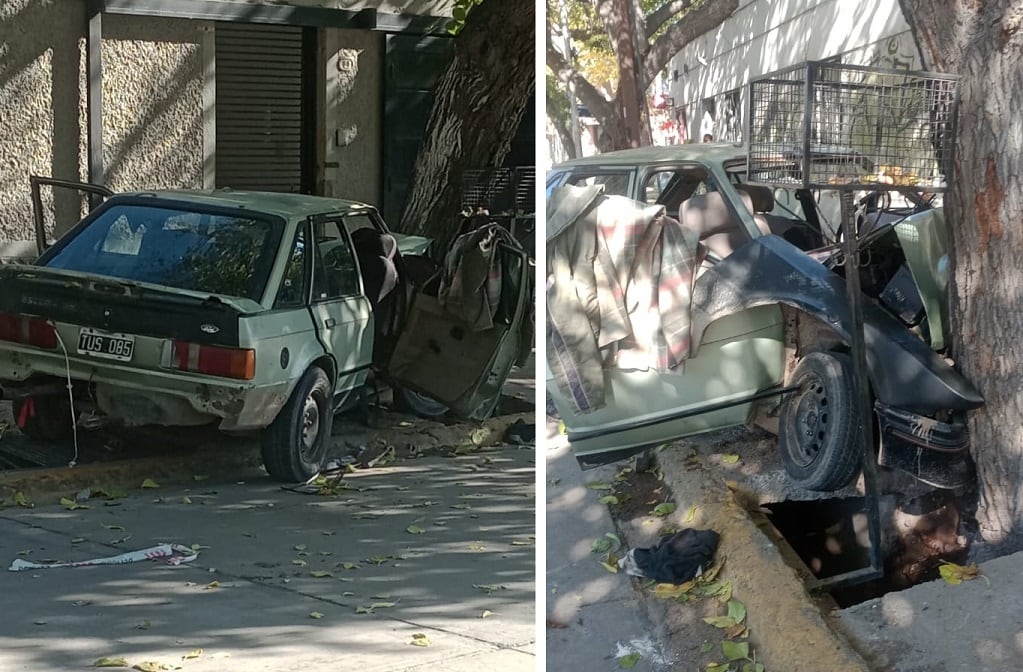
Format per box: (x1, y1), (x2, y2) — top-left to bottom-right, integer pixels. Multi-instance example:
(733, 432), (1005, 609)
(324, 318), (336, 329)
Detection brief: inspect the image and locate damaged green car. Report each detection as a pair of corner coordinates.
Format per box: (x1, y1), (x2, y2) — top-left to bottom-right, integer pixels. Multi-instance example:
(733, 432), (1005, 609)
(546, 144), (983, 491)
(0, 178), (531, 482)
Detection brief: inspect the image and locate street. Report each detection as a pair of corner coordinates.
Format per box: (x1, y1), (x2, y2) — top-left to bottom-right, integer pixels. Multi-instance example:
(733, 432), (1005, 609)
(0, 435), (535, 671)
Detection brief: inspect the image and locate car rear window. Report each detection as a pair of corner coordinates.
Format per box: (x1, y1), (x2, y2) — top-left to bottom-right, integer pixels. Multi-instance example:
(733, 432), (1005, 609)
(44, 203), (283, 301)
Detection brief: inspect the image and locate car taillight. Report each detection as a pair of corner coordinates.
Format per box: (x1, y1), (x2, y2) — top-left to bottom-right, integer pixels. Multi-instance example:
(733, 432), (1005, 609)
(0, 312), (57, 349)
(173, 341), (255, 380)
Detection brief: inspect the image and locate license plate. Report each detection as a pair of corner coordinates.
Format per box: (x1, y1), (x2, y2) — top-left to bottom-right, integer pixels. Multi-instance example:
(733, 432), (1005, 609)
(77, 328), (135, 362)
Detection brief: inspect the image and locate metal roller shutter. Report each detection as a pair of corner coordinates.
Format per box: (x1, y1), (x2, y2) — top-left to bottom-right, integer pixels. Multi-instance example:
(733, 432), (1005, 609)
(215, 24), (304, 192)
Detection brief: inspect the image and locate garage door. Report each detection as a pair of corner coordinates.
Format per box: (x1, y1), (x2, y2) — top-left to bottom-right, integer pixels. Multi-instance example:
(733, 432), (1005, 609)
(215, 24), (310, 192)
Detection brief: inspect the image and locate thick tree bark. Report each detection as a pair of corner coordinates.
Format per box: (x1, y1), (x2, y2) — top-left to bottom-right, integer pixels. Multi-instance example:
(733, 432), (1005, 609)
(398, 1), (534, 241)
(899, 0), (1023, 557)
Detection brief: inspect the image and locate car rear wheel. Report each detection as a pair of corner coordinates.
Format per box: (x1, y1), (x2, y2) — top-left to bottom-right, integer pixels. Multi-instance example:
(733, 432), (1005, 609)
(13, 395), (74, 442)
(779, 351), (863, 491)
(262, 366), (332, 482)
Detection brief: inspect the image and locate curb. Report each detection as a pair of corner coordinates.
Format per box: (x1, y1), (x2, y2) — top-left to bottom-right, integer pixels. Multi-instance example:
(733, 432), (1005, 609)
(619, 449), (871, 672)
(0, 412), (532, 503)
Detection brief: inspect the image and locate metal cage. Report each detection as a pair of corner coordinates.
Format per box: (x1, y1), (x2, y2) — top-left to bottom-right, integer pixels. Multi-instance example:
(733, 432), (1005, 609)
(747, 62), (959, 191)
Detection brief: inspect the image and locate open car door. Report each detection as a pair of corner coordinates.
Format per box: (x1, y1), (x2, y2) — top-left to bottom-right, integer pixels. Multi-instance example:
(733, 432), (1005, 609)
(387, 225), (532, 421)
(29, 176), (113, 257)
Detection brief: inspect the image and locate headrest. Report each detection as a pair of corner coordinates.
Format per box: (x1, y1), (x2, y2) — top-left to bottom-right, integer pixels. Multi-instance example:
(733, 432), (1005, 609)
(735, 184), (775, 213)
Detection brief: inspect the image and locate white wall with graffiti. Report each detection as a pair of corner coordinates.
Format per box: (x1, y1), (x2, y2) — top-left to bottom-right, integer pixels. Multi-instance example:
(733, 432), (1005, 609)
(663, 0), (921, 144)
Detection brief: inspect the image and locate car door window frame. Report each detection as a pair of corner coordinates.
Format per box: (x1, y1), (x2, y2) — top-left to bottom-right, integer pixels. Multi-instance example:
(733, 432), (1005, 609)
(273, 220), (311, 309)
(309, 215), (362, 303)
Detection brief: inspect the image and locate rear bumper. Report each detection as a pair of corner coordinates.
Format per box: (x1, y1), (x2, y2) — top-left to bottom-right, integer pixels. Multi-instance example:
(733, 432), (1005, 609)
(0, 344), (289, 431)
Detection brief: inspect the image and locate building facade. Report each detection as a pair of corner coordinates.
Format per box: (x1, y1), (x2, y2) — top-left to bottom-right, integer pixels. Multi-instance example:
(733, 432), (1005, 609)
(0, 0), (460, 260)
(665, 0), (923, 144)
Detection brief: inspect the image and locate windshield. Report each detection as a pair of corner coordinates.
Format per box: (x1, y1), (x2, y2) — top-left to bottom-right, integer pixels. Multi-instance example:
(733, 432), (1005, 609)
(44, 202), (283, 301)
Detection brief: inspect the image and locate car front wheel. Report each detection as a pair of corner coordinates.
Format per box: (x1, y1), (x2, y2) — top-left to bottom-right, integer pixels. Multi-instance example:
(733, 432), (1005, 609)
(779, 351), (863, 491)
(262, 366), (333, 482)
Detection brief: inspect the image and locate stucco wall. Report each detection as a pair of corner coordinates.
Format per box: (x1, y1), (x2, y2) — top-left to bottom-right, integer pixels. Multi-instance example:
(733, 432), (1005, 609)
(237, 1), (454, 16)
(0, 0), (86, 252)
(667, 0), (921, 142)
(323, 28), (383, 207)
(101, 15), (207, 195)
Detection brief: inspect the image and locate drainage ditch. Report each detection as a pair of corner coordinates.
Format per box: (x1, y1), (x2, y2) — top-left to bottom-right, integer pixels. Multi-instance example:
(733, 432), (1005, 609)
(766, 490), (971, 607)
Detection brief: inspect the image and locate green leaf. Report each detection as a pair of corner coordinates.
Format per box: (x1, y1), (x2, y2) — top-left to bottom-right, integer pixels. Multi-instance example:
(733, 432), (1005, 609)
(683, 505), (697, 523)
(722, 640), (749, 661)
(310, 571), (333, 578)
(721, 454), (741, 464)
(699, 641), (715, 654)
(706, 664), (731, 672)
(585, 481), (614, 490)
(309, 611), (324, 619)
(727, 599), (746, 624)
(93, 658), (129, 668)
(140, 478), (160, 489)
(703, 616), (737, 629)
(291, 559), (307, 566)
(480, 609), (493, 618)
(652, 502), (676, 516)
(590, 533), (619, 554)
(617, 652), (641, 668)
(342, 562), (358, 570)
(60, 497), (89, 511)
(939, 560), (979, 585)
(599, 494), (620, 505)
(14, 491), (32, 508)
(132, 662), (169, 672)
(293, 544), (307, 551)
(406, 525), (426, 535)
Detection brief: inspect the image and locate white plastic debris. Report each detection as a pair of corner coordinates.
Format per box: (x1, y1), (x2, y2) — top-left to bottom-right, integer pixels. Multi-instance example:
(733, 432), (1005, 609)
(8, 543), (198, 572)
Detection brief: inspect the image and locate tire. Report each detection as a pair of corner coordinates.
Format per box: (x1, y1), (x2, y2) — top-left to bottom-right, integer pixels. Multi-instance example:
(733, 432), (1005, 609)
(13, 395), (74, 442)
(261, 367), (333, 482)
(393, 385), (449, 418)
(779, 351), (863, 491)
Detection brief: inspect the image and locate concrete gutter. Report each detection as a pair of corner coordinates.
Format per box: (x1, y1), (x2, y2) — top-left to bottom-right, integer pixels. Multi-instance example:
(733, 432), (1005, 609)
(628, 448), (872, 672)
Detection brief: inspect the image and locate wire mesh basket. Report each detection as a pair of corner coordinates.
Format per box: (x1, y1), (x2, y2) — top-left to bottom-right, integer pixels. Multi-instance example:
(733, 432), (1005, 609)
(747, 62), (959, 191)
(460, 167), (536, 214)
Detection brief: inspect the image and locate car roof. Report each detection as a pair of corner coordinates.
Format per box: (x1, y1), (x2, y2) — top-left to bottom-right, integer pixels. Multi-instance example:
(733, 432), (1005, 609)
(552, 142), (748, 169)
(117, 189), (373, 219)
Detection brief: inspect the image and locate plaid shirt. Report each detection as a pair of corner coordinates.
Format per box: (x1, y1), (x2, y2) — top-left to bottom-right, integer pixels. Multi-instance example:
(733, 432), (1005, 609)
(547, 189), (701, 415)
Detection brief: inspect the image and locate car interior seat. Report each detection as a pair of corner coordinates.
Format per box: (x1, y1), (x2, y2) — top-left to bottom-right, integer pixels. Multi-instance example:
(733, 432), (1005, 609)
(350, 228), (399, 308)
(680, 190), (769, 260)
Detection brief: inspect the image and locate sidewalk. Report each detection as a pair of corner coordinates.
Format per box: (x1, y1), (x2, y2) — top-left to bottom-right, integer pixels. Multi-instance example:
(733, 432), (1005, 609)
(0, 445), (535, 671)
(546, 436), (673, 671)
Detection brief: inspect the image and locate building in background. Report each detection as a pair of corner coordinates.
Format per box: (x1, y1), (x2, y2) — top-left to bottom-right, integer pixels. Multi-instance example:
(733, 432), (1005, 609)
(666, 0), (921, 144)
(0, 0), (531, 261)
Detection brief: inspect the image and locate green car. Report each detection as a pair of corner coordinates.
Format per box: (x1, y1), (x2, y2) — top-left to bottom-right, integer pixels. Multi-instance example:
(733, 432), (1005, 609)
(0, 178), (531, 482)
(546, 144), (983, 491)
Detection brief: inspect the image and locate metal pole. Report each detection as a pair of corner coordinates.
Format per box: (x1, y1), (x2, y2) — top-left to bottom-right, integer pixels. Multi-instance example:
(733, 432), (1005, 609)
(559, 0), (582, 158)
(839, 191), (885, 575)
(86, 4), (104, 188)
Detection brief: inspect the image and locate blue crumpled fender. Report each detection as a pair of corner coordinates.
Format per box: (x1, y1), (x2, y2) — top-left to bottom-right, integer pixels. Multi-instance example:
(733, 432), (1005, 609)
(689, 235), (983, 414)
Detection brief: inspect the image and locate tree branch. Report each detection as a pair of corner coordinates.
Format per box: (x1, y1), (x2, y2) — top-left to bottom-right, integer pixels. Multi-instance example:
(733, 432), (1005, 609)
(644, 0), (695, 40)
(547, 34), (618, 123)
(643, 0), (739, 84)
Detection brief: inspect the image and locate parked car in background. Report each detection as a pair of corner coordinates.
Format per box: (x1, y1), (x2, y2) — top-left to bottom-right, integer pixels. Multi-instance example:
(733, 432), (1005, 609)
(546, 144), (983, 491)
(0, 179), (531, 482)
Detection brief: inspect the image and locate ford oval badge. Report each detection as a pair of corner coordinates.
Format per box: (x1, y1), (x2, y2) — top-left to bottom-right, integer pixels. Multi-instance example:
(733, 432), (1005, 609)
(200, 323), (220, 334)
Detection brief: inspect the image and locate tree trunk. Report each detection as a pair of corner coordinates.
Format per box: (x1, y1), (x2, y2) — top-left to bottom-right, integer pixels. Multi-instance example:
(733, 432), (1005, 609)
(397, 1), (534, 242)
(900, 0), (1023, 557)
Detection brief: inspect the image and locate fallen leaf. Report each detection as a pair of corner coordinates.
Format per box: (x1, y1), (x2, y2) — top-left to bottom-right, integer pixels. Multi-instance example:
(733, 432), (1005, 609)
(310, 571), (333, 578)
(135, 620), (151, 630)
(683, 505), (697, 523)
(71, 537), (85, 544)
(653, 582), (694, 600)
(294, 544), (307, 552)
(617, 652), (640, 669)
(102, 524), (125, 532)
(291, 559), (307, 566)
(598, 495), (620, 505)
(585, 481), (613, 490)
(409, 633), (431, 647)
(140, 478), (160, 489)
(699, 641), (715, 654)
(720, 454), (741, 464)
(722, 640), (749, 661)
(725, 624), (749, 639)
(181, 496), (192, 505)
(590, 533), (619, 554)
(60, 497), (90, 511)
(473, 583), (507, 594)
(706, 664), (730, 672)
(93, 658), (129, 668)
(599, 560), (619, 574)
(14, 491), (32, 508)
(309, 611), (324, 619)
(939, 561), (979, 585)
(203, 581), (220, 590)
(480, 609), (493, 618)
(703, 616), (737, 629)
(727, 599), (747, 625)
(406, 525), (426, 535)
(132, 662), (169, 671)
(510, 539), (532, 546)
(341, 562), (359, 570)
(33, 620), (47, 625)
(741, 663), (765, 672)
(192, 474), (209, 482)
(652, 502), (676, 517)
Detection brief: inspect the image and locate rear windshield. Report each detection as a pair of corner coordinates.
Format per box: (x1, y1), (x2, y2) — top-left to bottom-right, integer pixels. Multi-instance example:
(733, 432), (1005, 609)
(44, 203), (283, 301)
